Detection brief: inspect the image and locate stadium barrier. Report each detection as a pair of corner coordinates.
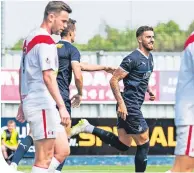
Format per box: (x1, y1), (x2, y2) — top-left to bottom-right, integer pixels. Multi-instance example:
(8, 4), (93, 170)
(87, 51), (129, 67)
(1, 69), (177, 104)
(1, 117), (176, 157)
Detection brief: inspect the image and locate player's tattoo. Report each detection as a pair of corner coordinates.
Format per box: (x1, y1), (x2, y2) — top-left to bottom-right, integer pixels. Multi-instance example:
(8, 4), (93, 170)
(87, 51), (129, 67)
(110, 67), (128, 105)
(76, 76), (83, 96)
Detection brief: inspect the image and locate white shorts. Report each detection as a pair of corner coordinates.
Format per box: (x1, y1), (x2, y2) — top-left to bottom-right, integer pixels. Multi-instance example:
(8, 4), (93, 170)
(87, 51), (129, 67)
(175, 125), (194, 157)
(23, 107), (64, 140)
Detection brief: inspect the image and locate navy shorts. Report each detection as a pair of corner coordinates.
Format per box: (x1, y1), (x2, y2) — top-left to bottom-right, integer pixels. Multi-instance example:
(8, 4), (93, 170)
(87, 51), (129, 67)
(56, 99), (71, 117)
(64, 99), (71, 116)
(116, 103), (148, 134)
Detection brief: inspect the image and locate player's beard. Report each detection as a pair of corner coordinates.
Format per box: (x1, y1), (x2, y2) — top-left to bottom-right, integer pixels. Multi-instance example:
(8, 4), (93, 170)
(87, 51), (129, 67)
(143, 42), (154, 51)
(71, 38), (75, 43)
(51, 24), (61, 35)
(52, 29), (60, 35)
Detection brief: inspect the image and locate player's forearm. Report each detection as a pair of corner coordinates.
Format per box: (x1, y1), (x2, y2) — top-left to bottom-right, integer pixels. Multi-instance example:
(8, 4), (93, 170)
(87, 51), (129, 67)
(147, 86), (152, 94)
(75, 76), (83, 96)
(80, 62), (105, 71)
(43, 71), (66, 108)
(110, 77), (124, 105)
(1, 139), (5, 145)
(5, 144), (17, 150)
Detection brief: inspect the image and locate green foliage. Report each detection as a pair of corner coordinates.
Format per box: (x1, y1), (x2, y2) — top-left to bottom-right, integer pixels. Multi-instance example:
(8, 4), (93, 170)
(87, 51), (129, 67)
(186, 20), (194, 37)
(11, 20), (194, 51)
(11, 38), (24, 50)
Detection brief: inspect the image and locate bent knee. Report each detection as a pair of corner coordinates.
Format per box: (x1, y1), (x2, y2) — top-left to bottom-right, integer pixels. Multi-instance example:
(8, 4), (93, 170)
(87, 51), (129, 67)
(139, 134), (149, 143)
(118, 136), (131, 147)
(135, 131), (149, 145)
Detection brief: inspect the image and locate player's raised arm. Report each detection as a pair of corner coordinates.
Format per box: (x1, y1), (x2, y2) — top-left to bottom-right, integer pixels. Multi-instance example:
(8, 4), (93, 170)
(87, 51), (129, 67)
(80, 62), (116, 74)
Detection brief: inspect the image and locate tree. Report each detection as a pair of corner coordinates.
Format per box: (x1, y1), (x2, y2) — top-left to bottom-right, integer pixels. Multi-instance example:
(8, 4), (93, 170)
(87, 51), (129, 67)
(186, 20), (194, 37)
(11, 38), (24, 50)
(11, 20), (194, 52)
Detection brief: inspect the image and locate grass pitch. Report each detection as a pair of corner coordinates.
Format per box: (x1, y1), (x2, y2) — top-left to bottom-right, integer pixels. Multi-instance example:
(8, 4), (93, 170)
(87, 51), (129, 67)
(18, 165), (171, 172)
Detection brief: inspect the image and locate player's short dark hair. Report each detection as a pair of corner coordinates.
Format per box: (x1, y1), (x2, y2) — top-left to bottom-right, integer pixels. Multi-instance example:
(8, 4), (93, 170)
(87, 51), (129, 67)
(136, 26), (154, 38)
(44, 1), (72, 19)
(60, 18), (77, 37)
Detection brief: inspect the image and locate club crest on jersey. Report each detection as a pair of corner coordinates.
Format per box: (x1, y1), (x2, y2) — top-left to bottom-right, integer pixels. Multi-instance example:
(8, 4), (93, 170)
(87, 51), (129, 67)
(56, 43), (63, 48)
(46, 57), (50, 64)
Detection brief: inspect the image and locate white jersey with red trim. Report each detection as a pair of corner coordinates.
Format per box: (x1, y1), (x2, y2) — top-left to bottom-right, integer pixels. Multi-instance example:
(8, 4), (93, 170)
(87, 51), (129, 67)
(175, 31), (194, 126)
(21, 28), (58, 111)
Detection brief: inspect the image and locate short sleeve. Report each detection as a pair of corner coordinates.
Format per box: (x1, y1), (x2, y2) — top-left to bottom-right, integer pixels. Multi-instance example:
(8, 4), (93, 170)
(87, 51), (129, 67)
(120, 56), (136, 73)
(71, 46), (81, 62)
(38, 43), (58, 71)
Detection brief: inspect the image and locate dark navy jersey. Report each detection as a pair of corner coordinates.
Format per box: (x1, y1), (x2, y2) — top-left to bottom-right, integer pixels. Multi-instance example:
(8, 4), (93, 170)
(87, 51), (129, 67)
(56, 40), (81, 100)
(120, 49), (154, 108)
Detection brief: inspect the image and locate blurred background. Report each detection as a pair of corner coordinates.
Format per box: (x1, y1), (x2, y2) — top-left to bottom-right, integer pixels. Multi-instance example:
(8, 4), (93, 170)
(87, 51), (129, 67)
(1, 0), (194, 172)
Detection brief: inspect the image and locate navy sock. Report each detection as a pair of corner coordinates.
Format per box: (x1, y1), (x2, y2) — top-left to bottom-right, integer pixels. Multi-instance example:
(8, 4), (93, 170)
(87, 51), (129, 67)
(56, 159), (65, 171)
(92, 127), (129, 151)
(12, 135), (33, 165)
(135, 141), (149, 173)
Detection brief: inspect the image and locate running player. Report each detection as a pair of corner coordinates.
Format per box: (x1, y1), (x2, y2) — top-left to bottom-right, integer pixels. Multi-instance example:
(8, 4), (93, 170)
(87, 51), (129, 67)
(71, 26), (155, 173)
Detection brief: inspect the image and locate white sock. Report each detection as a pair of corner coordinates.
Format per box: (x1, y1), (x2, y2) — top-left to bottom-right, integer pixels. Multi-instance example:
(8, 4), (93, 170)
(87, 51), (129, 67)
(31, 166), (48, 173)
(55, 170), (61, 173)
(48, 157), (61, 173)
(85, 124), (94, 133)
(165, 170), (172, 173)
(10, 162), (18, 170)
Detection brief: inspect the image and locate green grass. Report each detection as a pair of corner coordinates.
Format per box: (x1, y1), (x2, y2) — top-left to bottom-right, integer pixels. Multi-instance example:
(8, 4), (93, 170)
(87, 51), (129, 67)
(18, 165), (171, 172)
